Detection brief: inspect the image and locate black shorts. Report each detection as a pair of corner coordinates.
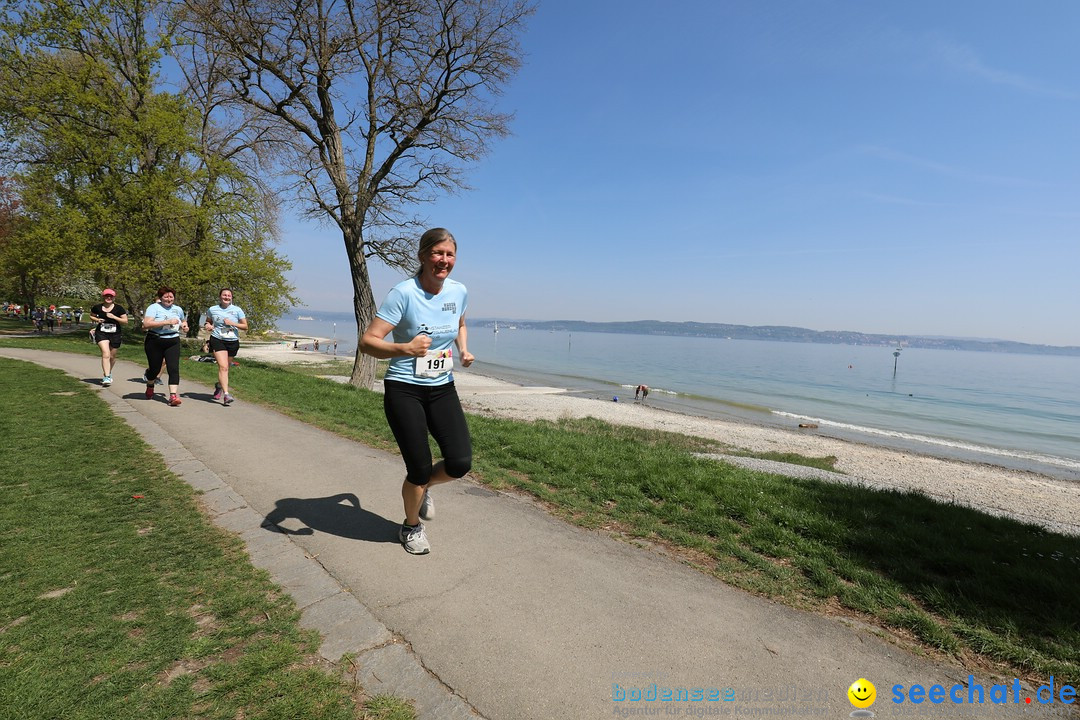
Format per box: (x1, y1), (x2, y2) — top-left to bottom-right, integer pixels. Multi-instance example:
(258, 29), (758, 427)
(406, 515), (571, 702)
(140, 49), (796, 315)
(94, 332), (122, 348)
(209, 335), (240, 357)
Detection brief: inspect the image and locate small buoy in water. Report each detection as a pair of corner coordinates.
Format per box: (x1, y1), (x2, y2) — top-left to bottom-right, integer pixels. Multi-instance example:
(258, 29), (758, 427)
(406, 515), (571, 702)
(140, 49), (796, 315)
(798, 423), (818, 429)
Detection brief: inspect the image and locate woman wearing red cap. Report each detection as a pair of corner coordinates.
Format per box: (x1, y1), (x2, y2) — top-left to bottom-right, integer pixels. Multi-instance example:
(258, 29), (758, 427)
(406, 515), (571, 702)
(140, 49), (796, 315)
(89, 289), (129, 386)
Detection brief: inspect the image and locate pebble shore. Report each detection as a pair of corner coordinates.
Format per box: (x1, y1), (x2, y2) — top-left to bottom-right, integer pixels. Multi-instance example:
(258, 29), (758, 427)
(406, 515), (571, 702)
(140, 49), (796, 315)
(237, 344), (1080, 537)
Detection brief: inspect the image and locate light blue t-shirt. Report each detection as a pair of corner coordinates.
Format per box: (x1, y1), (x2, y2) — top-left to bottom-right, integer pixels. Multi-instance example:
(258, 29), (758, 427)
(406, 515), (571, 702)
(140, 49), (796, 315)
(144, 302), (186, 338)
(206, 303), (246, 341)
(376, 276), (468, 386)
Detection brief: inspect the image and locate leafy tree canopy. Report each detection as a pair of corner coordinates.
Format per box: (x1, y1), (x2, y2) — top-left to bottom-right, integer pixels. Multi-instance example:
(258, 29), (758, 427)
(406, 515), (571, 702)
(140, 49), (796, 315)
(0, 0), (295, 330)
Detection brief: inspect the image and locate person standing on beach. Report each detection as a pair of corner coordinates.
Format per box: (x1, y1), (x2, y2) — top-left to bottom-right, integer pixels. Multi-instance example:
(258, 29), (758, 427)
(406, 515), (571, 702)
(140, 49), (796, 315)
(203, 287), (248, 406)
(360, 227), (474, 555)
(142, 286), (188, 406)
(89, 289), (129, 386)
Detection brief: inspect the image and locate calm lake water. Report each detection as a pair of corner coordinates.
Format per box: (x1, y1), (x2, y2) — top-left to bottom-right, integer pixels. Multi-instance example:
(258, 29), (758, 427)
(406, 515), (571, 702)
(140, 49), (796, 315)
(276, 312), (1080, 481)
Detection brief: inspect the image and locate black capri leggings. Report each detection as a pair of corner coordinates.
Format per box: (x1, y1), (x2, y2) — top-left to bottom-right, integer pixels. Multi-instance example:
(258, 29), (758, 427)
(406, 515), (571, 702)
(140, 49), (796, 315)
(383, 379), (472, 486)
(145, 334), (182, 385)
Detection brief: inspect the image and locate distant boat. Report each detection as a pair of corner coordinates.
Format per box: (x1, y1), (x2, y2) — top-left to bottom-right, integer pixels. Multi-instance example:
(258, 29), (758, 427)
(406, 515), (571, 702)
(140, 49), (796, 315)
(494, 320), (499, 334)
(297, 315), (315, 321)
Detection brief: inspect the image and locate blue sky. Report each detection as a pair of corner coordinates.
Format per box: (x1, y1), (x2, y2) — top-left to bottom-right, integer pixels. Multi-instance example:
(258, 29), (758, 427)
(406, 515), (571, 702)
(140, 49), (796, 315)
(281, 0), (1080, 347)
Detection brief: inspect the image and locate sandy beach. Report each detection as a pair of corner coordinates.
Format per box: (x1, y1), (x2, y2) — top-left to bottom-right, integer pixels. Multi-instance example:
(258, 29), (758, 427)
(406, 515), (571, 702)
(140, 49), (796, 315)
(237, 343), (1080, 537)
(241, 338), (347, 363)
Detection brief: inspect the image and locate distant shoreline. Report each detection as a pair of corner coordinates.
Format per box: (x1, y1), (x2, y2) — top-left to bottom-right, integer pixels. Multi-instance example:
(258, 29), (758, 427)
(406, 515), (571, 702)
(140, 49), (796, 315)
(275, 310), (1080, 355)
(472, 318), (1080, 356)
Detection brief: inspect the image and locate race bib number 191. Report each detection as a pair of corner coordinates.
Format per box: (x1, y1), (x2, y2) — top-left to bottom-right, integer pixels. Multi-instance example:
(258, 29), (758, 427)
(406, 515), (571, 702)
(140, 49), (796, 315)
(416, 349), (453, 378)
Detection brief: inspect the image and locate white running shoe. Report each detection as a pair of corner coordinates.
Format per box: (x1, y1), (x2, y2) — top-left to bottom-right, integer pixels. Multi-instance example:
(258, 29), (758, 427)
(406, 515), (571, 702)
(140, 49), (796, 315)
(419, 490), (434, 521)
(102, 375), (112, 387)
(399, 523), (430, 555)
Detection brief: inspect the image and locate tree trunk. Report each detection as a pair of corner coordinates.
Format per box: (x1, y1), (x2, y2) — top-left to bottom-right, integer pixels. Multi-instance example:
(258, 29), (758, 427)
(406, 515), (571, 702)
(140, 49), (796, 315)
(345, 224), (379, 389)
(19, 276), (37, 319)
(187, 312), (202, 338)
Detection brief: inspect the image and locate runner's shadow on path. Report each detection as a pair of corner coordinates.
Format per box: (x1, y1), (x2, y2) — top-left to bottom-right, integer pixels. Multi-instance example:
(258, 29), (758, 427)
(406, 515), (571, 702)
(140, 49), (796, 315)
(262, 493), (398, 543)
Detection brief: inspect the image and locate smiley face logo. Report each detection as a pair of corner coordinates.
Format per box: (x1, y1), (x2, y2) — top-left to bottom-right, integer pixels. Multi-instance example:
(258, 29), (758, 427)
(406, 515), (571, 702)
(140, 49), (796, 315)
(848, 678), (876, 709)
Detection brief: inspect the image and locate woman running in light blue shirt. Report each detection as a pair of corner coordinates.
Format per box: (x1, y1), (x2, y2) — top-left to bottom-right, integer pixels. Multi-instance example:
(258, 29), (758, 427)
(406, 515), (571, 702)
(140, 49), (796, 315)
(203, 288), (248, 406)
(361, 228), (475, 555)
(142, 286), (189, 406)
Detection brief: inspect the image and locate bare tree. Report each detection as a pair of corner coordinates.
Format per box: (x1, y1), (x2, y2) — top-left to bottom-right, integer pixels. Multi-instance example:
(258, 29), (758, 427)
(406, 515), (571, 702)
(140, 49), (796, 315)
(178, 0), (533, 387)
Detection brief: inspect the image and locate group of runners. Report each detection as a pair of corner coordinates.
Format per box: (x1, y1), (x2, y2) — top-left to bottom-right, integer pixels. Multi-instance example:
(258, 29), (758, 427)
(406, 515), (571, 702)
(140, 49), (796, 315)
(85, 228), (472, 555)
(7, 305), (82, 331)
(89, 286), (247, 407)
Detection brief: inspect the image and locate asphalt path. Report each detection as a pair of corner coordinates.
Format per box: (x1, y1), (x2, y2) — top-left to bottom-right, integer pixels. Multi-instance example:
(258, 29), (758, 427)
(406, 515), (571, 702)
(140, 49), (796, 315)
(3, 347), (1069, 720)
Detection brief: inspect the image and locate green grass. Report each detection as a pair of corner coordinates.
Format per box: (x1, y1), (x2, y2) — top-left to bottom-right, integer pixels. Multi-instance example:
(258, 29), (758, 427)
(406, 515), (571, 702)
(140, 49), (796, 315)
(0, 355), (415, 720)
(0, 314), (37, 332)
(4, 333), (1080, 685)
(729, 450), (840, 472)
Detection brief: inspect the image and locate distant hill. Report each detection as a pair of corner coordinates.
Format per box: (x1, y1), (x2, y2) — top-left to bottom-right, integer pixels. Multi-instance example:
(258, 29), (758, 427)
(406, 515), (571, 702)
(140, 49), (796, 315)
(476, 319), (1080, 357)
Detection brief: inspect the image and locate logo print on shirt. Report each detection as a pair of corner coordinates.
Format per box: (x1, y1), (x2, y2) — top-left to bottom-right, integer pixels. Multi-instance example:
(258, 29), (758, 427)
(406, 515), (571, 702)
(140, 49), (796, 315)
(442, 302), (457, 313)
